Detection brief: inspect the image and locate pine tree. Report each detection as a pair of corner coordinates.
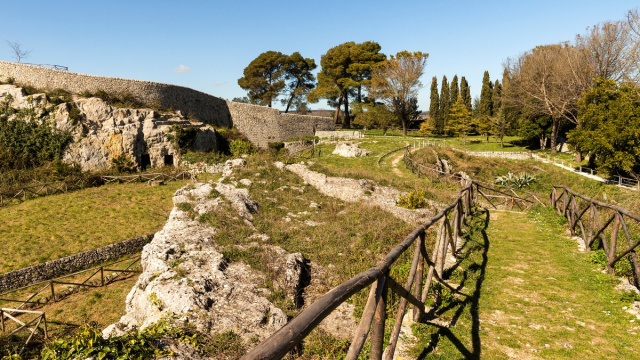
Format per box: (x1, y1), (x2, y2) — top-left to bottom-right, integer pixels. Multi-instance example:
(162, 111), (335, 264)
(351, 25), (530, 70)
(479, 71), (493, 116)
(450, 75), (459, 108)
(439, 76), (450, 133)
(429, 76), (440, 133)
(460, 76), (472, 112)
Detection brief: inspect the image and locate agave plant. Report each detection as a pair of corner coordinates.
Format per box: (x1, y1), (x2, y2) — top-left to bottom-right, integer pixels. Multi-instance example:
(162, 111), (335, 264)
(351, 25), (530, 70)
(494, 172), (537, 189)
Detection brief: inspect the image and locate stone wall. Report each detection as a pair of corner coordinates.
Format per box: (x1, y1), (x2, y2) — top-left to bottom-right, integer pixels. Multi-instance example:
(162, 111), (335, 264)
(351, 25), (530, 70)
(316, 130), (363, 140)
(0, 61), (334, 148)
(226, 101), (334, 147)
(465, 151), (533, 160)
(0, 234), (153, 292)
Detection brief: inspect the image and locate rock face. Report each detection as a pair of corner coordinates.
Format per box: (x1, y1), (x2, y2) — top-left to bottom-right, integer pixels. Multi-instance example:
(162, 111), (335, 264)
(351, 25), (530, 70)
(103, 181), (289, 342)
(55, 98), (216, 171)
(332, 143), (372, 157)
(0, 84), (217, 171)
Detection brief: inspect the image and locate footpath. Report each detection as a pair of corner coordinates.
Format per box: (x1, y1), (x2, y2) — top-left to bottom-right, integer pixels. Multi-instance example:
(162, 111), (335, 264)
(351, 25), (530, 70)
(466, 210), (639, 359)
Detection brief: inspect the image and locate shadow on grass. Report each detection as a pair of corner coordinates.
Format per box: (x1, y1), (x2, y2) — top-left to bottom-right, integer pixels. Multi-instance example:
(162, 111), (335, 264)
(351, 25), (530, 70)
(417, 208), (490, 360)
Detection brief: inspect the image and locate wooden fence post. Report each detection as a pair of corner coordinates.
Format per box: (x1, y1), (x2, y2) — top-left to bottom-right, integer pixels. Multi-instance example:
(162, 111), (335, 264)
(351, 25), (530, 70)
(370, 274), (388, 360)
(413, 233), (425, 322)
(101, 267), (105, 287)
(608, 214), (621, 274)
(49, 281), (55, 302)
(1, 309), (4, 333)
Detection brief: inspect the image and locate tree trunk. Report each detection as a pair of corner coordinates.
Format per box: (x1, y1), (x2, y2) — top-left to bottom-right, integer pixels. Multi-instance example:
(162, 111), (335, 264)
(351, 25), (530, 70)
(334, 94), (343, 124)
(575, 152), (582, 163)
(550, 118), (561, 154)
(500, 136), (504, 148)
(402, 117), (408, 136)
(343, 92), (351, 129)
(539, 134), (547, 150)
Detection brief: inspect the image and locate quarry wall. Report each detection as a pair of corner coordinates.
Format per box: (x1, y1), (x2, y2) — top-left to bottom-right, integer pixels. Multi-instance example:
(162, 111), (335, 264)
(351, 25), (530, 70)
(0, 61), (334, 147)
(0, 234), (153, 292)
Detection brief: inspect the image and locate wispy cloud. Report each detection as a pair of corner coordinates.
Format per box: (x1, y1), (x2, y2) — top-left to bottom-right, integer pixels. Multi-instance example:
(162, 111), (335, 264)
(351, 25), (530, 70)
(215, 81), (226, 86)
(173, 65), (190, 73)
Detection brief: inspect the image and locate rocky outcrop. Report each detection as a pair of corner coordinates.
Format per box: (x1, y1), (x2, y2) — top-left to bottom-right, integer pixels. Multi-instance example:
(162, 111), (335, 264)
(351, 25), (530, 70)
(103, 181), (289, 343)
(332, 143), (372, 157)
(0, 84), (217, 171)
(104, 160), (311, 352)
(55, 98), (216, 171)
(278, 162), (442, 226)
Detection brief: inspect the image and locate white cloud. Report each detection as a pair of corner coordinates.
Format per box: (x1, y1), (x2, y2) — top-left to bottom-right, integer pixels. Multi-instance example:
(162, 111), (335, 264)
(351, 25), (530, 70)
(173, 65), (190, 73)
(215, 81), (226, 86)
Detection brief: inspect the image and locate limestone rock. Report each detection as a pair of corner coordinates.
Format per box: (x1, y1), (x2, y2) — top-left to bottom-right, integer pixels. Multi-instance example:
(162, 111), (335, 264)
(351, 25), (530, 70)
(332, 143), (372, 157)
(53, 97), (216, 171)
(103, 182), (288, 343)
(0, 84), (47, 109)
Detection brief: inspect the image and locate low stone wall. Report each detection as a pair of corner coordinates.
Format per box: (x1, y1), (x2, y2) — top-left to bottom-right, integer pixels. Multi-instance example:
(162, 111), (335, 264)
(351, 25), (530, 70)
(316, 130), (362, 140)
(227, 101), (334, 147)
(0, 234), (153, 292)
(465, 151), (533, 160)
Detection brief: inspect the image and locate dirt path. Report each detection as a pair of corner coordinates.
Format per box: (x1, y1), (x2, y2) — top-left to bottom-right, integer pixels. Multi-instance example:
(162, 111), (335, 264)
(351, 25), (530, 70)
(390, 151), (405, 177)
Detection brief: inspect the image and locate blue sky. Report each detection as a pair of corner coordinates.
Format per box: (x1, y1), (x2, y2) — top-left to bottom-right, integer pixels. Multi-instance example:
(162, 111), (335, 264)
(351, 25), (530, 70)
(1, 0), (638, 111)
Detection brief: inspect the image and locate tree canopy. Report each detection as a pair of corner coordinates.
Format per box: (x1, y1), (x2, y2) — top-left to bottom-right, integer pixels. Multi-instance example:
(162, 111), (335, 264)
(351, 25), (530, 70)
(367, 51), (428, 135)
(568, 78), (640, 179)
(308, 41), (386, 128)
(238, 51), (316, 112)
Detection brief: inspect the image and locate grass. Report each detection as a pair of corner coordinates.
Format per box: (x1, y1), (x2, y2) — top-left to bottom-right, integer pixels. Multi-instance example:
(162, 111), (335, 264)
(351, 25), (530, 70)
(410, 207), (640, 359)
(0, 181), (186, 273)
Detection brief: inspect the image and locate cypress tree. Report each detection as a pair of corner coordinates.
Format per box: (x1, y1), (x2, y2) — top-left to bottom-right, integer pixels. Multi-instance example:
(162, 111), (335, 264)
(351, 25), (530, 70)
(429, 76), (440, 133)
(460, 76), (472, 112)
(439, 76), (450, 133)
(450, 75), (459, 108)
(493, 79), (502, 113)
(479, 71), (493, 116)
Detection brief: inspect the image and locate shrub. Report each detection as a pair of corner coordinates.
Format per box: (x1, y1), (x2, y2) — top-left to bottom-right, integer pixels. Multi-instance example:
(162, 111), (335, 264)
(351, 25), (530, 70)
(168, 124), (200, 153)
(230, 139), (255, 157)
(111, 154), (137, 173)
(396, 190), (429, 209)
(268, 142), (285, 153)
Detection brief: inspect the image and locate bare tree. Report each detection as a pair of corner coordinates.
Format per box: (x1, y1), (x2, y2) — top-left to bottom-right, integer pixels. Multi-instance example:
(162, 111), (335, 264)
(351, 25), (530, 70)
(366, 51), (428, 136)
(6, 40), (31, 63)
(504, 44), (593, 153)
(627, 9), (640, 85)
(575, 20), (637, 83)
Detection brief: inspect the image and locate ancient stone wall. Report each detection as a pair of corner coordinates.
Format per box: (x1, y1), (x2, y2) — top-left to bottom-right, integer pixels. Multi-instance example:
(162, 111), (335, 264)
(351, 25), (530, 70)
(0, 61), (231, 126)
(0, 234), (153, 292)
(226, 101), (334, 147)
(0, 61), (334, 148)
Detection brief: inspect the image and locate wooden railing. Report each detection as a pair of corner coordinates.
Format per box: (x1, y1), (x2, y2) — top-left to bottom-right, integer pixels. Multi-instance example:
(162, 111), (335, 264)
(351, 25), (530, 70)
(0, 256), (141, 310)
(551, 186), (640, 287)
(0, 308), (47, 350)
(241, 183), (476, 359)
(0, 177), (98, 207)
(404, 146), (543, 210)
(0, 171), (192, 208)
(100, 171), (192, 184)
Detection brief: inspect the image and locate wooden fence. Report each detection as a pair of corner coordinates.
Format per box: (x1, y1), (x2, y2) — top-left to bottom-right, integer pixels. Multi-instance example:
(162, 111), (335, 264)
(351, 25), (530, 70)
(0, 256), (141, 310)
(0, 177), (97, 207)
(100, 171), (192, 184)
(241, 182), (477, 359)
(0, 308), (47, 350)
(0, 171), (192, 208)
(404, 146), (543, 211)
(551, 186), (640, 287)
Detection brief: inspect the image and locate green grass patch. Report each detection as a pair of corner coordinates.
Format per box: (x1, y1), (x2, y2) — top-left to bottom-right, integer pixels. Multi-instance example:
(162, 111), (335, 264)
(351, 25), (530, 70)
(0, 181), (185, 273)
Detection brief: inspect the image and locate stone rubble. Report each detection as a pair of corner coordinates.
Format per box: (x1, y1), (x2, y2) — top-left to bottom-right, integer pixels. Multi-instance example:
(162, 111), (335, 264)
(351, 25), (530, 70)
(332, 143), (373, 157)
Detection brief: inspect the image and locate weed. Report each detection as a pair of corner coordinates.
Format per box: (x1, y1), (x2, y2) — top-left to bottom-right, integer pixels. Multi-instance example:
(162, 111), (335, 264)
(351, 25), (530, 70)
(396, 190), (430, 209)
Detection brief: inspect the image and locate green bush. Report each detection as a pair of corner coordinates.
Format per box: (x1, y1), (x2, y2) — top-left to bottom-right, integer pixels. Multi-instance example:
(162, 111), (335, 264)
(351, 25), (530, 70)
(396, 190), (429, 209)
(40, 318), (201, 360)
(589, 249), (634, 277)
(230, 139), (255, 157)
(110, 154), (137, 173)
(167, 125), (200, 153)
